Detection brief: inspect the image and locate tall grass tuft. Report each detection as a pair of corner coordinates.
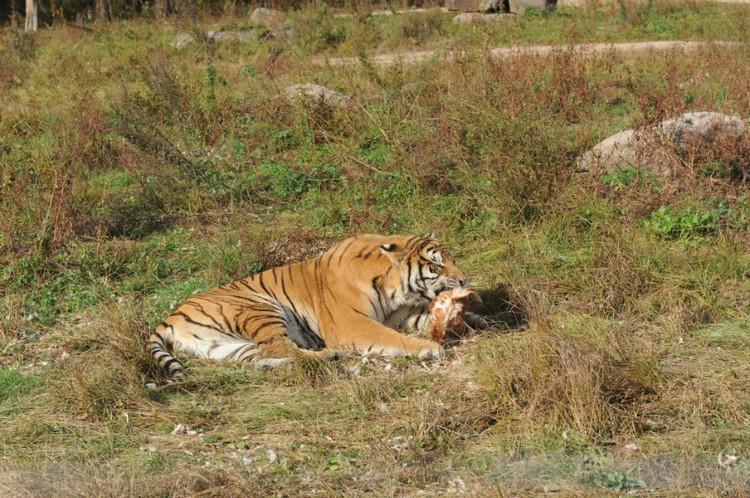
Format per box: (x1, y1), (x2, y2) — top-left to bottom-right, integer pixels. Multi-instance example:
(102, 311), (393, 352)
(50, 299), (156, 421)
(475, 316), (661, 439)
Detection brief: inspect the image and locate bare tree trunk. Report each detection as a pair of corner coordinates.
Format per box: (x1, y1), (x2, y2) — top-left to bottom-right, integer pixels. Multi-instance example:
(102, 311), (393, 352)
(97, 0), (111, 21)
(154, 0), (171, 18)
(154, 0), (195, 20)
(25, 0), (38, 32)
(178, 0), (196, 20)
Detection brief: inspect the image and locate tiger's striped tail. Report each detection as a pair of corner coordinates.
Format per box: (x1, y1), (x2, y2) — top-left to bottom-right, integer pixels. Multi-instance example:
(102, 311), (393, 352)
(146, 328), (186, 389)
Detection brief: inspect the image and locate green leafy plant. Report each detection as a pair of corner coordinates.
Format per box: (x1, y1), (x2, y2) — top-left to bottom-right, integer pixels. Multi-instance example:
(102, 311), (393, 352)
(647, 205), (718, 239)
(597, 468), (647, 491)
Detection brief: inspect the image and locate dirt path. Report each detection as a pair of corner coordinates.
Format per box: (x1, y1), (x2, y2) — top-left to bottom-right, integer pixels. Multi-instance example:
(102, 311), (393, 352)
(316, 40), (740, 67)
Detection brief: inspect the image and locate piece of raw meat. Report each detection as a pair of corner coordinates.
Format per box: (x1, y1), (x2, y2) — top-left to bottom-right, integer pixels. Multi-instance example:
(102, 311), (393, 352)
(428, 288), (481, 345)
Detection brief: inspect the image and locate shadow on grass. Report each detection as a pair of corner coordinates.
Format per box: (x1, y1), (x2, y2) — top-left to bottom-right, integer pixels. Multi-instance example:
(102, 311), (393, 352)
(475, 283), (529, 331)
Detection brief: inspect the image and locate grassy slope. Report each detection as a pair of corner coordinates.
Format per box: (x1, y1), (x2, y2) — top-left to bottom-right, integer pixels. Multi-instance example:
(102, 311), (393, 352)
(2, 2), (750, 496)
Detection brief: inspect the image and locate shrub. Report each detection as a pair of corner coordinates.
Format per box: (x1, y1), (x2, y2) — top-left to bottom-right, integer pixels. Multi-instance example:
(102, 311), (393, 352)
(290, 3), (348, 54)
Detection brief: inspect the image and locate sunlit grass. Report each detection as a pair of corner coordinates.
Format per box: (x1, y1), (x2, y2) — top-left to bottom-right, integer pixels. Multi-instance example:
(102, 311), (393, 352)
(1, 2), (750, 494)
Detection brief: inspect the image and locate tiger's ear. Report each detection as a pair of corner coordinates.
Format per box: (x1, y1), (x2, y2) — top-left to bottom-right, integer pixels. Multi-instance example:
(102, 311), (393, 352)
(380, 243), (403, 264)
(424, 231), (435, 239)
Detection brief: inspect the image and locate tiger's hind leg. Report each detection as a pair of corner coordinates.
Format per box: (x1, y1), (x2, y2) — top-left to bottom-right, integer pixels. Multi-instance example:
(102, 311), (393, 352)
(237, 300), (343, 368)
(241, 331), (342, 369)
(147, 320), (264, 388)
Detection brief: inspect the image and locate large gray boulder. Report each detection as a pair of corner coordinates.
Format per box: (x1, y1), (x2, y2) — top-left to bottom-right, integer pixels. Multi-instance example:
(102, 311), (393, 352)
(579, 112), (748, 177)
(446, 0), (502, 12)
(658, 112), (746, 148)
(282, 83), (350, 108)
(508, 0), (557, 15)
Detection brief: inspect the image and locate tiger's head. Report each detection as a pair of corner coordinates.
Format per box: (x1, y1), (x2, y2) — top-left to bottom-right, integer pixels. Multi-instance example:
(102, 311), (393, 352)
(379, 233), (468, 304)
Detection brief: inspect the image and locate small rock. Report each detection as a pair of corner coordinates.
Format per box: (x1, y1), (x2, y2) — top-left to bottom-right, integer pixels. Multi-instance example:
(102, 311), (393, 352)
(718, 451), (741, 469)
(282, 83), (350, 108)
(250, 7), (286, 28)
(172, 32), (195, 50)
(172, 423), (197, 436)
(449, 476), (467, 488)
(508, 0), (557, 15)
(452, 12), (505, 24)
(625, 443), (639, 451)
(446, 0), (502, 12)
(207, 30), (256, 43)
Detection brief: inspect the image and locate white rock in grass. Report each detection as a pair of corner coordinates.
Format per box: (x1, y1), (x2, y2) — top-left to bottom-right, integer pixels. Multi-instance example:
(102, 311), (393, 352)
(172, 33), (195, 50)
(452, 13), (504, 24)
(282, 83), (350, 108)
(718, 451), (741, 469)
(172, 423), (197, 436)
(207, 30), (256, 44)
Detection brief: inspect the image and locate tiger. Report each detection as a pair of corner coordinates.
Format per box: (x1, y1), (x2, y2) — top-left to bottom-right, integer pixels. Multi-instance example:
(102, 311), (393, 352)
(147, 233), (488, 388)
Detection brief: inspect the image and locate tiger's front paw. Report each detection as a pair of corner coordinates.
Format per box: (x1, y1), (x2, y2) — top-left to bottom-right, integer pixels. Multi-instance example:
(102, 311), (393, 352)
(322, 349), (348, 361)
(413, 340), (444, 360)
(465, 312), (490, 330)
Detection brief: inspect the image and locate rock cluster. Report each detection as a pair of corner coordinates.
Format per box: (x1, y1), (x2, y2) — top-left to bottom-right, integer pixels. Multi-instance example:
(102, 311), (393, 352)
(447, 0), (556, 14)
(173, 8), (291, 50)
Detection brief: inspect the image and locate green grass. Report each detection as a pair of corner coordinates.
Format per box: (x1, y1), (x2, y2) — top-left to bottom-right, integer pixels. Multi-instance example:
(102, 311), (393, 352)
(2, 1), (750, 495)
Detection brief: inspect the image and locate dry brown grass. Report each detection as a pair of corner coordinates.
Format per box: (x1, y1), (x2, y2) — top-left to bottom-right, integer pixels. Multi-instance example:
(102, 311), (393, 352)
(473, 313), (662, 440)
